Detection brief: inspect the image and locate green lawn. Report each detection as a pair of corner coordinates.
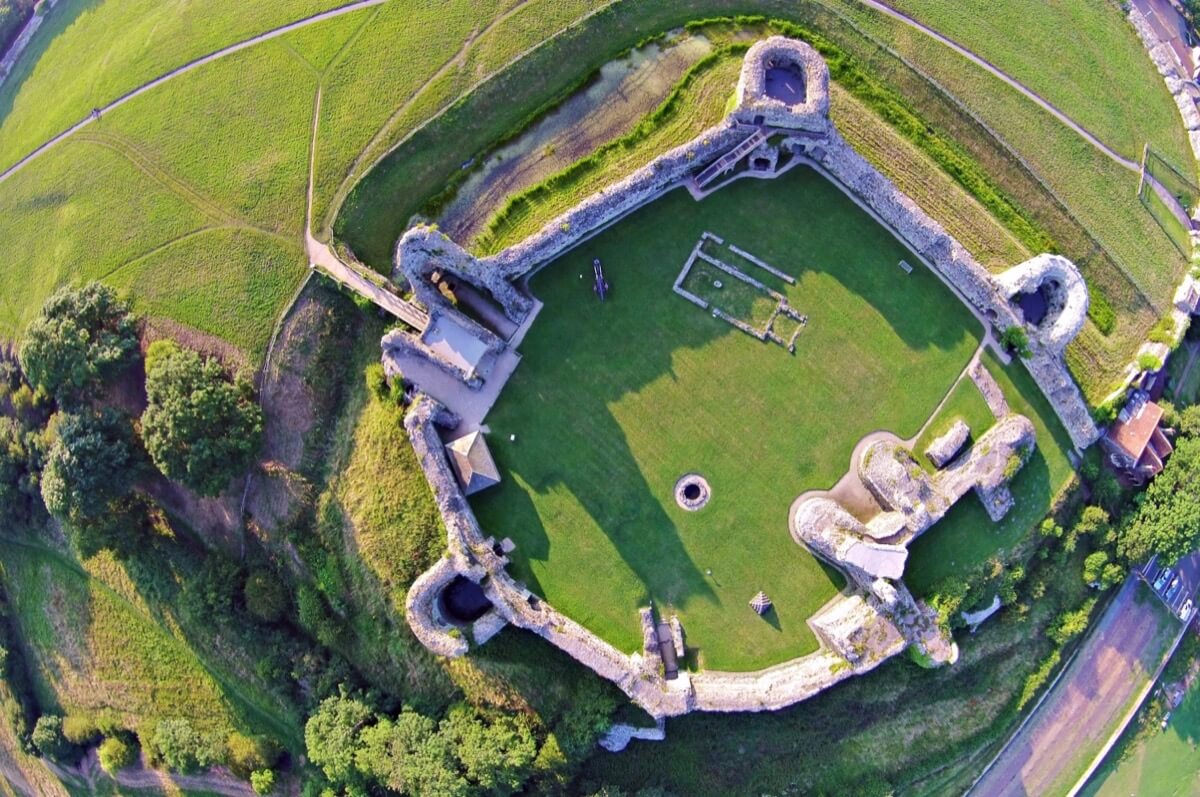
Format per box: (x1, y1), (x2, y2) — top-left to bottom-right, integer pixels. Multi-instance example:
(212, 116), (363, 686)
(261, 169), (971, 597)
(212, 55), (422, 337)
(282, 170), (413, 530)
(905, 351), (1078, 594)
(471, 165), (983, 671)
(912, 375), (996, 472)
(0, 0), (347, 171)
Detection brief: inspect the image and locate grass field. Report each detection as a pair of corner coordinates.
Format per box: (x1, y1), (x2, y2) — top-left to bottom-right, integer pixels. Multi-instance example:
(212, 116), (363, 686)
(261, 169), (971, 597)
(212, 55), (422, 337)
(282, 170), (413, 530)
(885, 0), (1193, 170)
(0, 0), (347, 171)
(0, 540), (246, 739)
(906, 351), (1078, 594)
(471, 165), (982, 670)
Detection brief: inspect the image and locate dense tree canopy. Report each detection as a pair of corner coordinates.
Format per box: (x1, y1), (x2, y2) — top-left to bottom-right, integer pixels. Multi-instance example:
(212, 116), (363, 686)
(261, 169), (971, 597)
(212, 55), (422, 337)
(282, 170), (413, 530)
(305, 692), (542, 795)
(40, 409), (138, 522)
(141, 340), (263, 496)
(1118, 436), (1200, 566)
(305, 692), (376, 786)
(18, 283), (138, 404)
(0, 418), (41, 520)
(356, 712), (469, 796)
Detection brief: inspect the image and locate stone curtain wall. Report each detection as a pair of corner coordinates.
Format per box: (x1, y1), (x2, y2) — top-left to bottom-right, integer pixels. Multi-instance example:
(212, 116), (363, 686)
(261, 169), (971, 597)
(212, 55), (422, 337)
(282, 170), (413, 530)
(398, 36), (1103, 723)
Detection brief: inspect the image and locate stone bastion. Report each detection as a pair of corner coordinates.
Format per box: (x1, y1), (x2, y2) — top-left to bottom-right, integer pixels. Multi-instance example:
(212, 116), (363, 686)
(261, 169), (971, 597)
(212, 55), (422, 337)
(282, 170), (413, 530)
(392, 36), (1102, 730)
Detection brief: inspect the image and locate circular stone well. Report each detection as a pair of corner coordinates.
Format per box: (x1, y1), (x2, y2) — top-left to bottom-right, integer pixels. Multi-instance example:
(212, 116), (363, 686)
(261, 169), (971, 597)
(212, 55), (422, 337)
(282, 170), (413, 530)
(674, 474), (712, 511)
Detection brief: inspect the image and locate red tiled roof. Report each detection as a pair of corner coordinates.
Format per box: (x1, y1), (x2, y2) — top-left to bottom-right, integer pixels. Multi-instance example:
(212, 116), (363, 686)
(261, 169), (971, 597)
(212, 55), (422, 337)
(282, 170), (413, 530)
(1107, 401), (1165, 460)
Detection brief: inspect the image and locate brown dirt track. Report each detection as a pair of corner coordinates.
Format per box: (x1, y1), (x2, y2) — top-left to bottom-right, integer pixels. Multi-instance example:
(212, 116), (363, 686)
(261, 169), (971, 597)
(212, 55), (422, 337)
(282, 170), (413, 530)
(971, 579), (1177, 796)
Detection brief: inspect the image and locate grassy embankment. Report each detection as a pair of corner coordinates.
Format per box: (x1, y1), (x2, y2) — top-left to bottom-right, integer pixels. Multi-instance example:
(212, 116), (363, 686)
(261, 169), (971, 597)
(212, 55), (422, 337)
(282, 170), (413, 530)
(826, 0), (1189, 402)
(884, 0), (1193, 169)
(0, 0), (605, 366)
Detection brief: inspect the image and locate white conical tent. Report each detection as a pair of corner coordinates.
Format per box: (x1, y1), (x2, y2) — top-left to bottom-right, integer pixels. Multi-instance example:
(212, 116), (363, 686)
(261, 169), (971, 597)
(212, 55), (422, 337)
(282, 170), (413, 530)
(749, 591), (772, 615)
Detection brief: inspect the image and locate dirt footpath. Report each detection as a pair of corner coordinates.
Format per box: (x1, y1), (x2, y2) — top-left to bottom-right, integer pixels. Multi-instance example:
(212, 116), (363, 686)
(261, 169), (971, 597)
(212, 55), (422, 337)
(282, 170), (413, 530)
(971, 579), (1176, 796)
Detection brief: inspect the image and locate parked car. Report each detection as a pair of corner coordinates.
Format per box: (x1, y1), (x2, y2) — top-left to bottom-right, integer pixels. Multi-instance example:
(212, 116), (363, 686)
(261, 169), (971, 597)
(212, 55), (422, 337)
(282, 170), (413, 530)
(1166, 576), (1183, 603)
(1154, 567), (1173, 591)
(1180, 599), (1194, 621)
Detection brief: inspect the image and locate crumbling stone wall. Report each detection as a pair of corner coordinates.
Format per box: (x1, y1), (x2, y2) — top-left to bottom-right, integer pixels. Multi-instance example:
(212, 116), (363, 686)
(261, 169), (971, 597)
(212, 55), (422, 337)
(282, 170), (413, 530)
(398, 36), (1107, 725)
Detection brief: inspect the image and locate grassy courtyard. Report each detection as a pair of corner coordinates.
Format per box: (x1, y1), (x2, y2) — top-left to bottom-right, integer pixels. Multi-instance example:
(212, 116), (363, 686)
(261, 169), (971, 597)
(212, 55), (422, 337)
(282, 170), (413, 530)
(471, 166), (983, 671)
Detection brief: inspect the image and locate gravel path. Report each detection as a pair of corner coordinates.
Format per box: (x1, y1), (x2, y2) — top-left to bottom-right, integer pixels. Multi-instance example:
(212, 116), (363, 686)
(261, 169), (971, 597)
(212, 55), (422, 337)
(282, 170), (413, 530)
(0, 0), (387, 186)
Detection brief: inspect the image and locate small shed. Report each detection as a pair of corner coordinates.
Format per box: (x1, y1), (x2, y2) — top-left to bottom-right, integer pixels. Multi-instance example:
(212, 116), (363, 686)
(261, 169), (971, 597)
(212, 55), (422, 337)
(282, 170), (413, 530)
(749, 591), (772, 615)
(445, 431), (501, 495)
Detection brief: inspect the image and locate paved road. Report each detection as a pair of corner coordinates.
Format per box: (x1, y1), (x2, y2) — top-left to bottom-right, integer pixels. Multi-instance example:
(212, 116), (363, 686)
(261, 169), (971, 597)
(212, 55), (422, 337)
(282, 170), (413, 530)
(970, 573), (1186, 797)
(862, 0), (1140, 173)
(0, 0), (387, 186)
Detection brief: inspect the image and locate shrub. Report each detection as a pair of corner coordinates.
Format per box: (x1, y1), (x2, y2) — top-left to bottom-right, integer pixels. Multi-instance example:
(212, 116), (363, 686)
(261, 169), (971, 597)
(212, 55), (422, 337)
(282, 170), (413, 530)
(999, 326), (1031, 358)
(1137, 353), (1163, 373)
(1017, 649), (1061, 710)
(244, 570), (288, 623)
(1049, 599), (1097, 646)
(1003, 453), (1023, 481)
(364, 363), (388, 402)
(61, 714), (101, 746)
(98, 735), (136, 773)
(251, 769), (277, 795)
(1087, 286), (1116, 335)
(141, 340), (263, 496)
(151, 718), (223, 774)
(31, 715), (75, 762)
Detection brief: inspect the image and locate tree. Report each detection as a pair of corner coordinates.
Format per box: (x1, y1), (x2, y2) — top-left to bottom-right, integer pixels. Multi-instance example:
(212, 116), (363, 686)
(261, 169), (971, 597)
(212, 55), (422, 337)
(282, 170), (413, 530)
(1082, 551), (1123, 589)
(304, 692), (376, 785)
(19, 282), (138, 404)
(356, 712), (468, 796)
(244, 570), (288, 623)
(1180, 405), (1200, 437)
(31, 715), (75, 762)
(0, 418), (38, 520)
(441, 704), (537, 796)
(141, 341), (263, 496)
(98, 735), (136, 773)
(151, 718), (222, 774)
(1118, 437), (1200, 565)
(40, 409), (138, 522)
